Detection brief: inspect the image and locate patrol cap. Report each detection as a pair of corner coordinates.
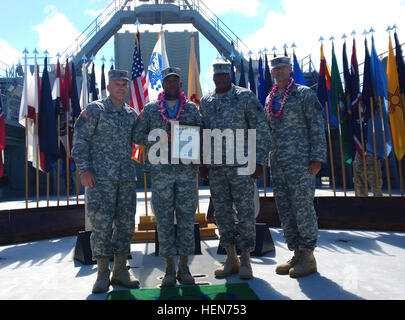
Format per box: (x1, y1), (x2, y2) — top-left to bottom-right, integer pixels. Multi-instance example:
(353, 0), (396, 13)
(213, 61), (232, 75)
(270, 56), (292, 69)
(108, 69), (130, 82)
(162, 67), (181, 80)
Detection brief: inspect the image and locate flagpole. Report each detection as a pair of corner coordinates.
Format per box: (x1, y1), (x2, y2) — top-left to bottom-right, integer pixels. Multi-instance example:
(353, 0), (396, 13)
(336, 103), (347, 196)
(370, 97), (382, 196)
(66, 109), (70, 205)
(143, 150), (148, 216)
(196, 174), (200, 215)
(357, 103), (369, 196)
(34, 51), (40, 208)
(57, 114), (60, 206)
(325, 101), (336, 196)
(25, 116), (28, 208)
(377, 96), (392, 196)
(65, 59), (70, 206)
(46, 173), (50, 207)
(397, 161), (404, 197)
(22, 49), (29, 208)
(263, 166), (267, 197)
(35, 113), (39, 207)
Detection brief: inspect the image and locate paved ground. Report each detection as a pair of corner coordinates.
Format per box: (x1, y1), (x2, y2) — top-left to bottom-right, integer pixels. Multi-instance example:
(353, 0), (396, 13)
(1, 187), (405, 300)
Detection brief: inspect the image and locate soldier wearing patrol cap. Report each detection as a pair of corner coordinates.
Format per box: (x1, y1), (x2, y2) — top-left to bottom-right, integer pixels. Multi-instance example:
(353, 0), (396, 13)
(265, 56), (326, 278)
(132, 66), (202, 287)
(72, 69), (141, 293)
(199, 60), (271, 280)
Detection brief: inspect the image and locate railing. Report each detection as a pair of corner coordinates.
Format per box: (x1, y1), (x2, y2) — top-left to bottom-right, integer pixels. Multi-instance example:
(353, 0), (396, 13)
(60, 0), (131, 59)
(59, 0), (252, 61)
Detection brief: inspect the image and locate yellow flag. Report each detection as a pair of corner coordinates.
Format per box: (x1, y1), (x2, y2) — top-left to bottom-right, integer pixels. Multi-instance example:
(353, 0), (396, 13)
(187, 35), (202, 107)
(387, 36), (405, 161)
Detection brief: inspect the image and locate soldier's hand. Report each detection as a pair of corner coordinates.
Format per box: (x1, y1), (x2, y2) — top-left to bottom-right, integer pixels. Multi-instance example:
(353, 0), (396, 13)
(80, 171), (96, 188)
(251, 164), (264, 180)
(308, 161), (321, 176)
(199, 167), (209, 180)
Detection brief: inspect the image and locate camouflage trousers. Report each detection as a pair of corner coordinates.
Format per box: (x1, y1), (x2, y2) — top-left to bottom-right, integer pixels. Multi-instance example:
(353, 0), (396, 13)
(209, 167), (256, 252)
(151, 168), (197, 258)
(270, 163), (318, 252)
(85, 180), (137, 259)
(354, 152), (383, 196)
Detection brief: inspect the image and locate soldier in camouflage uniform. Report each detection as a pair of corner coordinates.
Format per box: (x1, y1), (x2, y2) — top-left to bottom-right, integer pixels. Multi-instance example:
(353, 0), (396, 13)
(265, 57), (327, 278)
(72, 70), (140, 293)
(354, 151), (383, 196)
(199, 61), (271, 280)
(132, 67), (202, 287)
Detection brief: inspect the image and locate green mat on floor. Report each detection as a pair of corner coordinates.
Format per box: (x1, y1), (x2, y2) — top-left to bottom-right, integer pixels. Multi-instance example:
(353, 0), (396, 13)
(106, 283), (259, 300)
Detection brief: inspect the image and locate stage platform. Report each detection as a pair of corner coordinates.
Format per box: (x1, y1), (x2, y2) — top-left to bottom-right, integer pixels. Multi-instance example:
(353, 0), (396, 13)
(1, 187), (405, 300)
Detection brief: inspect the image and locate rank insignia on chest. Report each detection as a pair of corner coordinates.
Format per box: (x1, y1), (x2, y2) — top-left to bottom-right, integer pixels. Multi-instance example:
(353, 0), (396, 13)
(80, 110), (90, 120)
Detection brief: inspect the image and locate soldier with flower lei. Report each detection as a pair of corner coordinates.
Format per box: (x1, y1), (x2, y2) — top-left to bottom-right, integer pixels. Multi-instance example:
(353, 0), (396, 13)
(265, 56), (326, 279)
(132, 67), (202, 287)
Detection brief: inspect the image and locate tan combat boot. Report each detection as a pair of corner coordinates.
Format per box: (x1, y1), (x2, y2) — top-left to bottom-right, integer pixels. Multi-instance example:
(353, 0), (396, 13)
(275, 250), (301, 275)
(176, 255), (195, 285)
(110, 253), (140, 288)
(289, 250), (317, 278)
(214, 245), (240, 278)
(161, 257), (176, 287)
(239, 250), (253, 280)
(92, 258), (111, 294)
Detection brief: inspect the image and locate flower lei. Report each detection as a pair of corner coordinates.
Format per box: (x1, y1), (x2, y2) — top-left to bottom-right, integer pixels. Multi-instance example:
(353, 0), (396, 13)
(158, 90), (187, 123)
(266, 77), (295, 119)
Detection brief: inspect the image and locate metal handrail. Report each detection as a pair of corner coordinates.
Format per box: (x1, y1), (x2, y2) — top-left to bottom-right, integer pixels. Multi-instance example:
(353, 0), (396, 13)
(59, 0), (252, 60)
(60, 0), (130, 59)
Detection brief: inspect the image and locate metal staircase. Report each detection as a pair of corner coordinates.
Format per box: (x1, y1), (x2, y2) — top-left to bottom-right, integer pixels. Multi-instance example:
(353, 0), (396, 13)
(62, 0), (251, 72)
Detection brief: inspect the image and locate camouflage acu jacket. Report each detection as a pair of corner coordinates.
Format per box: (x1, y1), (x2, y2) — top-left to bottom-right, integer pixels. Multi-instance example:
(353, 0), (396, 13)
(199, 84), (271, 167)
(72, 98), (138, 181)
(265, 84), (327, 167)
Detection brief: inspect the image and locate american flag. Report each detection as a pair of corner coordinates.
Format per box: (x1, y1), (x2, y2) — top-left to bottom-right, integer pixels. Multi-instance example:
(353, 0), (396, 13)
(130, 31), (149, 115)
(130, 31), (149, 162)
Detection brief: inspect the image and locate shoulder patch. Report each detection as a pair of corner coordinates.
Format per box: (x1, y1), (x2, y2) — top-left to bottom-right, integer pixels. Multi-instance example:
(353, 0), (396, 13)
(80, 109), (90, 120)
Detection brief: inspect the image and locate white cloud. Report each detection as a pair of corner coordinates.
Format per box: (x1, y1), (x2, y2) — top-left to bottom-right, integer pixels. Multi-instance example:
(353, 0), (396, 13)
(242, 0), (405, 70)
(0, 40), (21, 71)
(201, 0), (261, 17)
(33, 7), (80, 58)
(85, 9), (103, 17)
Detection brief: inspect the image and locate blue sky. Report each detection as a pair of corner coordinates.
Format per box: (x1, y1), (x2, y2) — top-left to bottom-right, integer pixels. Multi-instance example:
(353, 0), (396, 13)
(1, 0), (404, 94)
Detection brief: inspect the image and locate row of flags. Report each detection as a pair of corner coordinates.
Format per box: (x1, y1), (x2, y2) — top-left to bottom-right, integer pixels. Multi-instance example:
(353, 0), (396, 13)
(316, 30), (405, 165)
(17, 51), (105, 177)
(230, 50), (306, 107)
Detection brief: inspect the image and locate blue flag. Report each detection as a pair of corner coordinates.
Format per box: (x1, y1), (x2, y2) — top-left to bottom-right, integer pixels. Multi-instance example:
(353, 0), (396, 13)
(394, 31), (405, 94)
(89, 62), (99, 102)
(238, 58), (246, 88)
(39, 57), (60, 172)
(292, 53), (307, 86)
(264, 54), (273, 98)
(366, 36), (393, 160)
(230, 59), (236, 85)
(248, 57), (256, 95)
(362, 38), (373, 124)
(342, 41), (357, 161)
(258, 56), (265, 106)
(70, 61), (81, 120)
